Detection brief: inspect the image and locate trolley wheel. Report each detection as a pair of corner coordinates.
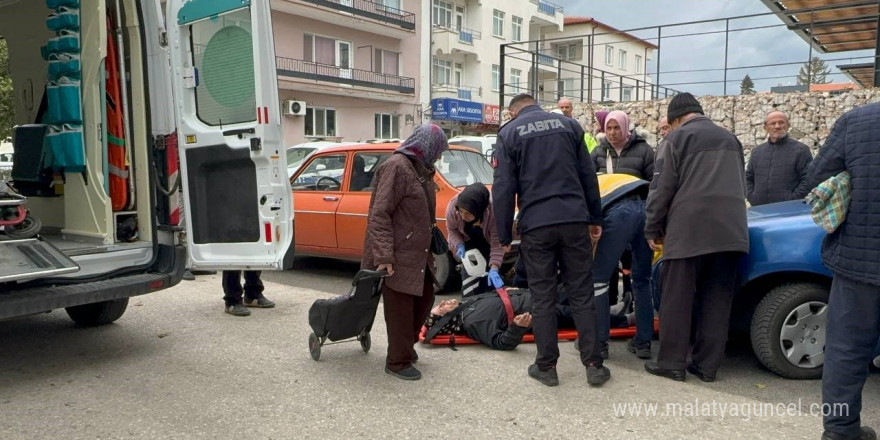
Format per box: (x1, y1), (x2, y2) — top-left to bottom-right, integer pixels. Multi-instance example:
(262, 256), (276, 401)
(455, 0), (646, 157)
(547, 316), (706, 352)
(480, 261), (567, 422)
(308, 333), (321, 361)
(359, 331), (371, 353)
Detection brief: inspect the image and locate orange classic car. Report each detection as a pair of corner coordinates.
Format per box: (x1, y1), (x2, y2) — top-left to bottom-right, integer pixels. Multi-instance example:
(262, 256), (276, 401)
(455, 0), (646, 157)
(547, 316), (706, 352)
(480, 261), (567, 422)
(290, 142), (508, 290)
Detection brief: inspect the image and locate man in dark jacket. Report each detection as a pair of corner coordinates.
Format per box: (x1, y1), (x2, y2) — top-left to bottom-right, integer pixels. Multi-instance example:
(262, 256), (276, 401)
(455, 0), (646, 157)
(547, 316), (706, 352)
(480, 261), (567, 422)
(591, 110), (655, 180)
(644, 93), (749, 382)
(800, 102), (880, 440)
(493, 94), (608, 387)
(746, 111), (814, 205)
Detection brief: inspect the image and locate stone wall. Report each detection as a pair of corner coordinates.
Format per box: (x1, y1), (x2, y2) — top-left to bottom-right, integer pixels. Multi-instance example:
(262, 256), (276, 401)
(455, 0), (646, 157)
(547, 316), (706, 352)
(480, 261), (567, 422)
(561, 89), (880, 153)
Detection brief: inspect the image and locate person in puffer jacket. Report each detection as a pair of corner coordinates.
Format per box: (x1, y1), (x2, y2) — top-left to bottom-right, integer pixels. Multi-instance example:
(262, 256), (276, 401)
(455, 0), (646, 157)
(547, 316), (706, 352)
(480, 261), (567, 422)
(800, 102), (880, 440)
(591, 110), (655, 181)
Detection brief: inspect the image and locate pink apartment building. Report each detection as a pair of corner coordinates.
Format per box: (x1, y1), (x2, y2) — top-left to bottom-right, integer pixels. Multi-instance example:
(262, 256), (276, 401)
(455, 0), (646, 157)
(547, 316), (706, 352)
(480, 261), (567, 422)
(271, 0), (427, 147)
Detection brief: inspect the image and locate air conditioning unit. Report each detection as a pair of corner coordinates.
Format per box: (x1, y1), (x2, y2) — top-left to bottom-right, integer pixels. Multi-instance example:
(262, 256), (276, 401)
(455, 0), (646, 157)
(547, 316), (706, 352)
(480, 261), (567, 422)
(282, 100), (307, 116)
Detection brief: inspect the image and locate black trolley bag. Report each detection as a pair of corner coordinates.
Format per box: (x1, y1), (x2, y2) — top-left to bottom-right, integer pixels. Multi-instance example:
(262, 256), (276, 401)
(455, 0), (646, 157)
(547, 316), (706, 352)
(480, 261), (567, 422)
(307, 269), (387, 360)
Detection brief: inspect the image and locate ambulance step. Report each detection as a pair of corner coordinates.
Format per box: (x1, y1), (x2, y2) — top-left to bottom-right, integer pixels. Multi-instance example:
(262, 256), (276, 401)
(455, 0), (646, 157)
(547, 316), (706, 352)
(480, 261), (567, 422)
(0, 238), (80, 283)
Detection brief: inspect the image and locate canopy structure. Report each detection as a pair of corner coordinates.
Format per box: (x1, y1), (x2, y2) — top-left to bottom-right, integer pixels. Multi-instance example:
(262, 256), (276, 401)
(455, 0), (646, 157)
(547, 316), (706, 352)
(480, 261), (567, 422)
(761, 0), (880, 87)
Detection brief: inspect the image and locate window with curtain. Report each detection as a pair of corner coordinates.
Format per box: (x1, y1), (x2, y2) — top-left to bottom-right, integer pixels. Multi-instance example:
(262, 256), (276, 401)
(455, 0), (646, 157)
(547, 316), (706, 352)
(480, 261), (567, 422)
(374, 113), (399, 138)
(619, 49), (627, 70)
(373, 49), (400, 75)
(492, 10), (504, 37)
(303, 34), (342, 66)
(491, 64), (500, 91)
(433, 58), (452, 85)
(511, 16), (522, 42)
(433, 0), (453, 28)
(511, 68), (521, 93)
(305, 108), (336, 136)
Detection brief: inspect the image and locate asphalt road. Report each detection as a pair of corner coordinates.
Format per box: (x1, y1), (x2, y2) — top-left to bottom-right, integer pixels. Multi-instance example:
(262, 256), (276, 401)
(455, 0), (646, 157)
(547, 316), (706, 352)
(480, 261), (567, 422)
(0, 257), (877, 440)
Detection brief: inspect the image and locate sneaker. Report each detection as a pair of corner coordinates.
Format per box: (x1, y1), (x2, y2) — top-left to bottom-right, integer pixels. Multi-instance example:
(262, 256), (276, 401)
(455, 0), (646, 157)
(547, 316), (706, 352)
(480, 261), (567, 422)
(587, 363), (611, 386)
(225, 303), (250, 316)
(243, 296), (275, 308)
(609, 291), (632, 316)
(527, 363), (559, 387)
(385, 366), (421, 381)
(821, 426), (877, 440)
(627, 339), (652, 359)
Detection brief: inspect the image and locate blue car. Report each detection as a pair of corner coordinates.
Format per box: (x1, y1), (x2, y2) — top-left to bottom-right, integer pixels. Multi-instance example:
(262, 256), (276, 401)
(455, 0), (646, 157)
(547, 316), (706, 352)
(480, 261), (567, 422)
(655, 200), (832, 379)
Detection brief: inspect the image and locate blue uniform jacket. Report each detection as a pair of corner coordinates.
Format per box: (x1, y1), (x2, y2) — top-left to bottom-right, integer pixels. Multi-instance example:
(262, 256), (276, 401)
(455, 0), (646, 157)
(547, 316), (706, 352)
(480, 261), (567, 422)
(492, 104), (603, 245)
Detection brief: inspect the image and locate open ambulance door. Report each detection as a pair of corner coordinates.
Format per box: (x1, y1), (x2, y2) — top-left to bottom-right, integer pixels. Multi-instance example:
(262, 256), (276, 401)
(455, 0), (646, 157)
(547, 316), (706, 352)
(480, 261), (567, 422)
(167, 0), (294, 270)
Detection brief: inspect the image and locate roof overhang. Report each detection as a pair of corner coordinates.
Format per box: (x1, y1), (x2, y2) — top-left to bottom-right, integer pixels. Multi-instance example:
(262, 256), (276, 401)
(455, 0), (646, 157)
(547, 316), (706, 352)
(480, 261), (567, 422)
(760, 0), (879, 53)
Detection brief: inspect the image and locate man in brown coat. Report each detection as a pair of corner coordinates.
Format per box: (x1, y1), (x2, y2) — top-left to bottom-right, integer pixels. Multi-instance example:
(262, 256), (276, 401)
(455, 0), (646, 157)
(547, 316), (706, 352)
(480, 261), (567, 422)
(362, 124), (449, 381)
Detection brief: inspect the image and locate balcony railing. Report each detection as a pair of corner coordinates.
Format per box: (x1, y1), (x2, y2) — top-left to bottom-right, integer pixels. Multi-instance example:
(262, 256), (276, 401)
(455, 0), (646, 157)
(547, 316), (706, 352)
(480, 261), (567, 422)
(529, 0), (563, 16)
(277, 56), (415, 94)
(298, 0), (415, 30)
(433, 24), (482, 45)
(537, 52), (555, 66)
(432, 84), (481, 101)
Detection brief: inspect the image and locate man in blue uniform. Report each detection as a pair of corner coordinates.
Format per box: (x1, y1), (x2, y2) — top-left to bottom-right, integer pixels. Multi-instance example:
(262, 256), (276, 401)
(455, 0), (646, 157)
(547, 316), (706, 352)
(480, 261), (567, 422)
(492, 94), (608, 387)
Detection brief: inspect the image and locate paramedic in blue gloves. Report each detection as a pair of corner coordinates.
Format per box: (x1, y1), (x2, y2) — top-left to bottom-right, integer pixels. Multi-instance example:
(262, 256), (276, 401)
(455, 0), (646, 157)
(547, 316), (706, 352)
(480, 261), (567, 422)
(446, 182), (506, 293)
(493, 93), (608, 388)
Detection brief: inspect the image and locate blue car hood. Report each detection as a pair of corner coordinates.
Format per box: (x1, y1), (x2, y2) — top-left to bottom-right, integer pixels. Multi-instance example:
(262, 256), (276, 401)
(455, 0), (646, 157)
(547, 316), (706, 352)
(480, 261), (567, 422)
(745, 200), (831, 280)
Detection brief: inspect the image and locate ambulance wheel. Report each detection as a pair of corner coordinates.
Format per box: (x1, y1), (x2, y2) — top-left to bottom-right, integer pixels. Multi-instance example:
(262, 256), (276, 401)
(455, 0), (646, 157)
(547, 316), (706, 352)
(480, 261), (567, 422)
(308, 332), (321, 361)
(359, 331), (371, 353)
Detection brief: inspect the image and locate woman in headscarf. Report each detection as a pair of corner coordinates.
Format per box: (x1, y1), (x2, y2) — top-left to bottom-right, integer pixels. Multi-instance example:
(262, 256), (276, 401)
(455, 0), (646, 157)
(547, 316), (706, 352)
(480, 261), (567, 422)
(362, 123), (449, 381)
(590, 110), (655, 180)
(445, 182), (505, 296)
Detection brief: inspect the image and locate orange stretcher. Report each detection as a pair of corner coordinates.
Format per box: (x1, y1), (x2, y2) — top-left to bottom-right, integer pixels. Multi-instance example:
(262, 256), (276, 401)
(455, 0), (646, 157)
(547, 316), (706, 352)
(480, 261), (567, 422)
(419, 318), (660, 346)
(106, 14), (129, 211)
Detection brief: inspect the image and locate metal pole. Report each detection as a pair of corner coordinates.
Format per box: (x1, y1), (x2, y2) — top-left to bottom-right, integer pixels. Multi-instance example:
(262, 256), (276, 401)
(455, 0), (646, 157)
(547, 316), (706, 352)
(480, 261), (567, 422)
(636, 79), (640, 101)
(588, 29), (594, 102)
(875, 1), (880, 86)
(655, 26), (662, 99)
(499, 43), (505, 109)
(580, 65), (585, 102)
(531, 51), (538, 99)
(807, 8), (815, 86)
(723, 19), (729, 95)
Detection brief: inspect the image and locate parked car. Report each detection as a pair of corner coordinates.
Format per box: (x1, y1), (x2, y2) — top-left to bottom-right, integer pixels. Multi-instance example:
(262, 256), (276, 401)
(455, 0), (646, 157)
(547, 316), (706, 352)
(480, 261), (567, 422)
(448, 135), (497, 159)
(654, 200), (831, 379)
(286, 141), (360, 178)
(290, 142), (513, 290)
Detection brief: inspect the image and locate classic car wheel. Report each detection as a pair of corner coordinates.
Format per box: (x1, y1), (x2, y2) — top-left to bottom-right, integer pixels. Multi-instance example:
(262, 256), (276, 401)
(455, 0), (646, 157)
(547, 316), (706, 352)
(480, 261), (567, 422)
(750, 283), (829, 380)
(432, 252), (459, 293)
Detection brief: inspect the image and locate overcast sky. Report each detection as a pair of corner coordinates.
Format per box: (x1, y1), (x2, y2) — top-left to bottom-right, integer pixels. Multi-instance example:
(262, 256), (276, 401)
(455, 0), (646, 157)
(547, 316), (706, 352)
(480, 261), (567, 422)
(552, 0), (874, 96)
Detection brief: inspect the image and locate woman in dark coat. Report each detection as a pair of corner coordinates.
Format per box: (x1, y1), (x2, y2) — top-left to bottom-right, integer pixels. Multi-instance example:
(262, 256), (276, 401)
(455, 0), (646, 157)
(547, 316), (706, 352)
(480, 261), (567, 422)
(591, 110), (655, 180)
(362, 123), (449, 381)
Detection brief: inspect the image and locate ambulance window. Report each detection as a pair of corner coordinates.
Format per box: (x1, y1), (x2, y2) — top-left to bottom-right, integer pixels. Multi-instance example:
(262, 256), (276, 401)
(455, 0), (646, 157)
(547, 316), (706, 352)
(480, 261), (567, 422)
(190, 8), (256, 126)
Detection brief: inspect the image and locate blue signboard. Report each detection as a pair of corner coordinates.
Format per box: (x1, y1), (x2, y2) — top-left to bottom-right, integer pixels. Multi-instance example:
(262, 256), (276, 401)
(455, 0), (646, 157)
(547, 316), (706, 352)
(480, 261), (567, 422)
(431, 98), (484, 123)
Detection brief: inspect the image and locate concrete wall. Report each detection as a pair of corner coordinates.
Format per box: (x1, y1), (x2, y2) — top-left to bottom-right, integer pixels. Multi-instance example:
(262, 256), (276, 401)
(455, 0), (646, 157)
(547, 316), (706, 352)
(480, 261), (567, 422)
(562, 89), (880, 152)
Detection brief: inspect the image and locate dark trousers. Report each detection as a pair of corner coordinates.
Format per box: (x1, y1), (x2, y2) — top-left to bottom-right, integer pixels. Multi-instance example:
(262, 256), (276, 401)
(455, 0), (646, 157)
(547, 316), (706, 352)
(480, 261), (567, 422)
(521, 222), (601, 369)
(656, 252), (742, 373)
(593, 198), (654, 346)
(383, 275), (434, 371)
(222, 270), (263, 306)
(822, 274), (880, 438)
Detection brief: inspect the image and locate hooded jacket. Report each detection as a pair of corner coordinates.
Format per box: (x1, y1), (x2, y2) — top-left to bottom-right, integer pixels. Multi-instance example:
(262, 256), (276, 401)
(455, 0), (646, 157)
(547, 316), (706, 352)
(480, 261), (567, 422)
(591, 130), (655, 180)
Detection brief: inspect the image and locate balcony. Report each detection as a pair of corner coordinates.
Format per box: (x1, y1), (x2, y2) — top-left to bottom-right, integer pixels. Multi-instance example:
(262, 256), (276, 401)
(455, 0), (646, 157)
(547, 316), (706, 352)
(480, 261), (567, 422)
(272, 0), (416, 39)
(432, 84), (481, 101)
(276, 56), (415, 96)
(432, 25), (482, 60)
(528, 0), (563, 28)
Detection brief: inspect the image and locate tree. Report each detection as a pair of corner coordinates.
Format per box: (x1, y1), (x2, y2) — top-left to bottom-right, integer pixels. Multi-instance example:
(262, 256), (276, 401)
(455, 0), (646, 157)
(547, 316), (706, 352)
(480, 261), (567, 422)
(797, 56), (831, 86)
(740, 74), (756, 95)
(0, 38), (13, 141)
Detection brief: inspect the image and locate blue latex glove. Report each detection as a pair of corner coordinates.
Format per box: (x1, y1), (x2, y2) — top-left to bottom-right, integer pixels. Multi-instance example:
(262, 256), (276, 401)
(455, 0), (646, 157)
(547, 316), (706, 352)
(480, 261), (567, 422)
(456, 243), (466, 260)
(488, 268), (504, 289)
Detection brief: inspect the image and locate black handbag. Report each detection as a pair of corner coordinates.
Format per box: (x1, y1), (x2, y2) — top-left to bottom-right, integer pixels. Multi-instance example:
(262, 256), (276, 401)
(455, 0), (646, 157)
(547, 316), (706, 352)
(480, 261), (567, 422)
(405, 156), (449, 255)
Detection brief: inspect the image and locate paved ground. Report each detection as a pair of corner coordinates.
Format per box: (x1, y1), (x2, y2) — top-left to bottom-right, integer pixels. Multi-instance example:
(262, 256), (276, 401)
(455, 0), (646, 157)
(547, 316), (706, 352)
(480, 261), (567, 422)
(0, 257), (877, 439)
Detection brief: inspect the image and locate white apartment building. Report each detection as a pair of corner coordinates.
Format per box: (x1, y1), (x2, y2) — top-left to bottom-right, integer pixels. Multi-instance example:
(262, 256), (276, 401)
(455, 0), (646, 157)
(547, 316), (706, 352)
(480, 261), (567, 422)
(428, 0), (565, 136)
(270, 0), (429, 146)
(538, 17), (656, 104)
